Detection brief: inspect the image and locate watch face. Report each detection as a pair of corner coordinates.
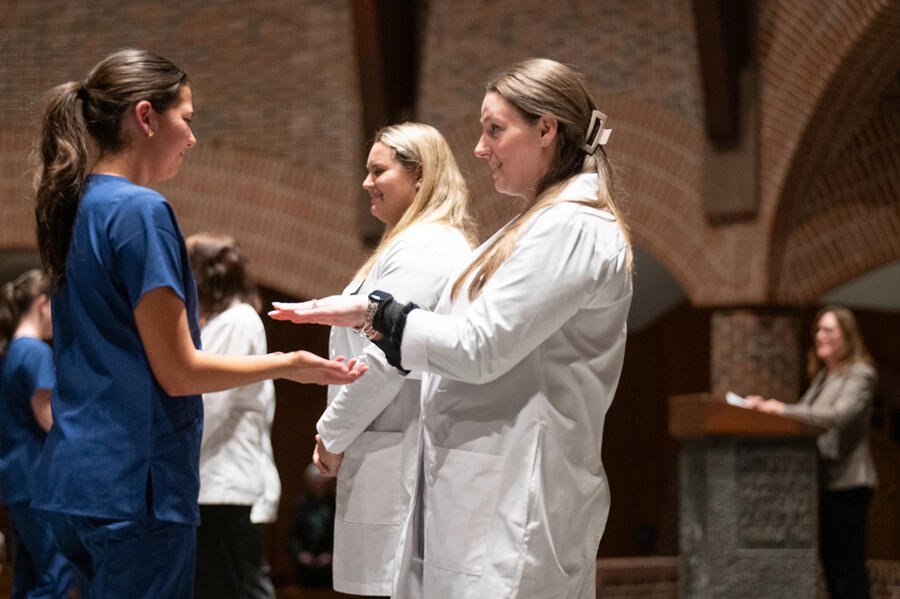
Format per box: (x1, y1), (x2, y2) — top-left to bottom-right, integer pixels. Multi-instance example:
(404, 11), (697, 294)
(368, 290), (393, 302)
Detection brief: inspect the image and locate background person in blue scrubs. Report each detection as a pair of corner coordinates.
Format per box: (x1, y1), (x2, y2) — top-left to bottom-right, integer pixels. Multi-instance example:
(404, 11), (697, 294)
(0, 269), (75, 598)
(29, 48), (366, 599)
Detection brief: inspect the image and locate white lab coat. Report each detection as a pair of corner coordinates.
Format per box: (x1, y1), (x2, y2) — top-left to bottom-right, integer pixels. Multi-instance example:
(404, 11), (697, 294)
(395, 174), (632, 598)
(319, 222), (472, 596)
(198, 301), (281, 523)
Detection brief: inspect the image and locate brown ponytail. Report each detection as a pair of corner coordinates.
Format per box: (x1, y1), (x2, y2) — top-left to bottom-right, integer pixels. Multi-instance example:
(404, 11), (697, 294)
(33, 48), (189, 289)
(0, 270), (49, 356)
(34, 82), (92, 290)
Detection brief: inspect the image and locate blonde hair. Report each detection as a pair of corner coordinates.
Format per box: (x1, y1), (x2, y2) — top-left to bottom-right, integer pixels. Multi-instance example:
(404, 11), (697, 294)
(808, 305), (873, 379)
(451, 58), (631, 301)
(352, 122), (476, 285)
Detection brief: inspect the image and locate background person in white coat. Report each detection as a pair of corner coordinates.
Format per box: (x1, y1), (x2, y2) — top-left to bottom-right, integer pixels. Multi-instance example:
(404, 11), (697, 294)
(188, 233), (281, 599)
(313, 122), (475, 597)
(271, 58), (633, 598)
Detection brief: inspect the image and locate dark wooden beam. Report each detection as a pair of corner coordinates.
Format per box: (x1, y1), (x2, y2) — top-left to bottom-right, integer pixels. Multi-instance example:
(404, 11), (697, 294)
(351, 0), (420, 244)
(692, 0), (751, 147)
(692, 0), (759, 223)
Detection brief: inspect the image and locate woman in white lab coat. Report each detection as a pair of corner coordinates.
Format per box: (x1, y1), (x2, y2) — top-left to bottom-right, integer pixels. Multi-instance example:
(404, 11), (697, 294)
(313, 123), (475, 596)
(272, 58), (632, 598)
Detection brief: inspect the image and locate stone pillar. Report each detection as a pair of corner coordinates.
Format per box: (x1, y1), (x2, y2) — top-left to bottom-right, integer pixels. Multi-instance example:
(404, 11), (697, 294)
(710, 308), (802, 402)
(679, 436), (819, 598)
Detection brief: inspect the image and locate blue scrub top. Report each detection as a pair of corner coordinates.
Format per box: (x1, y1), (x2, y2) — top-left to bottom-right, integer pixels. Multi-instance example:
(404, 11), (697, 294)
(0, 337), (55, 505)
(33, 174), (203, 525)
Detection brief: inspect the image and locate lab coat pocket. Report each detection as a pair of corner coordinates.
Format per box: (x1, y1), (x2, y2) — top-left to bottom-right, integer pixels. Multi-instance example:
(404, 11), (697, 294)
(425, 446), (506, 575)
(338, 431), (405, 525)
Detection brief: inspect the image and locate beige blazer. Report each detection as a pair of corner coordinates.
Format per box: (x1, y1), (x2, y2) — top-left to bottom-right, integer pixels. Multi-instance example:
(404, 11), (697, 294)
(782, 361), (878, 490)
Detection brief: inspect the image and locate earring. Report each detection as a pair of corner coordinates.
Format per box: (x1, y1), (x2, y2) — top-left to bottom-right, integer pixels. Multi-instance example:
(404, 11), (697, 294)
(147, 130), (154, 138)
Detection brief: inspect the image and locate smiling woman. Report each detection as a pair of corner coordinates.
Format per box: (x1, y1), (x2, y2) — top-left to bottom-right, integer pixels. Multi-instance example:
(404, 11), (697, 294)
(746, 306), (877, 599)
(314, 122), (475, 597)
(363, 140), (420, 227)
(475, 90), (552, 200)
(271, 58), (632, 599)
(29, 48), (365, 599)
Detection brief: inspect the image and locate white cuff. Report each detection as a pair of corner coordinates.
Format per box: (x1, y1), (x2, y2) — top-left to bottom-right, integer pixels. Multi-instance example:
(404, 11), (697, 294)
(400, 309), (432, 372)
(316, 417), (349, 454)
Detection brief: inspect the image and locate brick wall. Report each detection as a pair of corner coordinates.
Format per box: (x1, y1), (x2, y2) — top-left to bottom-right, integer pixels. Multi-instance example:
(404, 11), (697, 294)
(710, 308), (803, 402)
(0, 0), (366, 295)
(417, 0), (703, 131)
(0, 0), (360, 176)
(419, 0), (899, 307)
(2, 0), (896, 306)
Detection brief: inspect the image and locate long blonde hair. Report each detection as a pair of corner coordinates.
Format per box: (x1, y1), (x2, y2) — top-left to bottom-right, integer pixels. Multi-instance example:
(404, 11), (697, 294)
(352, 123), (476, 285)
(451, 58), (630, 301)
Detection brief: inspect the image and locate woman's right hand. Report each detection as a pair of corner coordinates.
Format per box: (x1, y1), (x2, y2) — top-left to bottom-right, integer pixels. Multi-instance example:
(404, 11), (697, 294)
(744, 394), (766, 408)
(745, 394), (785, 414)
(282, 350), (367, 385)
(268, 295), (369, 328)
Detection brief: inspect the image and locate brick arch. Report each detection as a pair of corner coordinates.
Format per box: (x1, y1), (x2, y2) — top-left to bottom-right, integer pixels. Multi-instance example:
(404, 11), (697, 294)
(764, 1), (900, 301)
(0, 131), (367, 299)
(159, 146), (367, 299)
(774, 95), (900, 302)
(438, 96), (742, 306)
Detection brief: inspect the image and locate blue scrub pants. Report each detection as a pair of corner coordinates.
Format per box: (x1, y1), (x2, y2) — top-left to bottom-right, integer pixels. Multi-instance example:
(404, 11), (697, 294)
(7, 502), (76, 599)
(38, 510), (196, 599)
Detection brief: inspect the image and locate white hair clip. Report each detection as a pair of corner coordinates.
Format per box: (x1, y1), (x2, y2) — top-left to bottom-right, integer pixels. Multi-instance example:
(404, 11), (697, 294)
(582, 109), (612, 155)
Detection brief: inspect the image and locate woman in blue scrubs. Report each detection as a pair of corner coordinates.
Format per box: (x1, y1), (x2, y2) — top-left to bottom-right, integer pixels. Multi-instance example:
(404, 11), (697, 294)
(0, 269), (75, 598)
(29, 48), (365, 598)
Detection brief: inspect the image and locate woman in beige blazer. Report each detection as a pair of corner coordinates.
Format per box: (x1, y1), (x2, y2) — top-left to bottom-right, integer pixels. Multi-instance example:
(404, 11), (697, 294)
(748, 306), (877, 599)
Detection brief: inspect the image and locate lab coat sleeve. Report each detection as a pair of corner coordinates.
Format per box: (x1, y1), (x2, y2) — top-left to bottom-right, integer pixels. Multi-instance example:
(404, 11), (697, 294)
(402, 209), (630, 384)
(251, 387), (281, 523)
(317, 226), (470, 453)
(782, 363), (876, 430)
(202, 305), (272, 435)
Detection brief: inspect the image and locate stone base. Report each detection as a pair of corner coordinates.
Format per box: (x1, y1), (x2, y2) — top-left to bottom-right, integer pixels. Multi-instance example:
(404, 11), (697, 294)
(679, 437), (818, 598)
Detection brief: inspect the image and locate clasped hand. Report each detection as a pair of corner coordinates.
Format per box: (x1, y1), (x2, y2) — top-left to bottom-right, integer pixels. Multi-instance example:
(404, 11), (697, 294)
(313, 433), (343, 477)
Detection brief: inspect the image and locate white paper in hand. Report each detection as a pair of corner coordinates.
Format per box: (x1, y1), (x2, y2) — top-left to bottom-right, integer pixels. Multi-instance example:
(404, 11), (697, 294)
(726, 391), (748, 408)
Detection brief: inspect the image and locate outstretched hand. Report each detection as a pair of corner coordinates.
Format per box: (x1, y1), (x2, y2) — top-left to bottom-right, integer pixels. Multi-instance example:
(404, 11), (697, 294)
(283, 350), (367, 385)
(269, 295), (369, 328)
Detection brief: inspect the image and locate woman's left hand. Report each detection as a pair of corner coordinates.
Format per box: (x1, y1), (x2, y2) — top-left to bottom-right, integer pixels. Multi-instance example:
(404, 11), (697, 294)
(269, 295), (369, 328)
(313, 433), (343, 477)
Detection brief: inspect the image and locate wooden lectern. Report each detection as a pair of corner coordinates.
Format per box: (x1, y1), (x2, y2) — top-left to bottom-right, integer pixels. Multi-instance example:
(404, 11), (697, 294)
(669, 393), (825, 599)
